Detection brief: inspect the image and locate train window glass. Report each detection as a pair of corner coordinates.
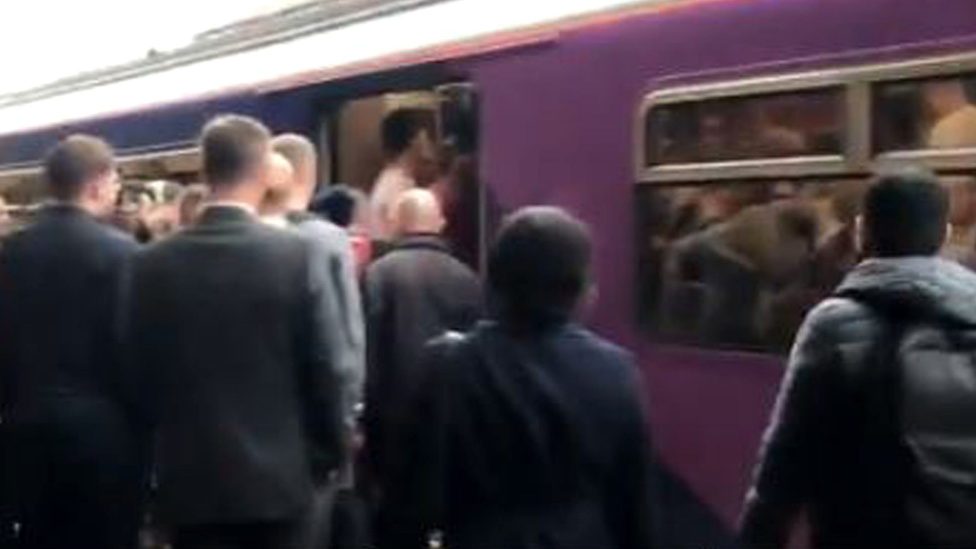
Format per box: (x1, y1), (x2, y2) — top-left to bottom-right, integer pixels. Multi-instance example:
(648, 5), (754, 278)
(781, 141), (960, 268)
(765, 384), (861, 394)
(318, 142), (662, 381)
(874, 73), (976, 152)
(637, 173), (976, 353)
(644, 87), (846, 167)
(636, 178), (866, 353)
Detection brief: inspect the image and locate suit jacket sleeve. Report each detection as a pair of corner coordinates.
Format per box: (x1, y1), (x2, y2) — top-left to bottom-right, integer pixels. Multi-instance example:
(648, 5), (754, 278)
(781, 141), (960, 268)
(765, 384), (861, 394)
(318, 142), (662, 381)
(325, 230), (365, 438)
(738, 302), (845, 548)
(297, 237), (348, 477)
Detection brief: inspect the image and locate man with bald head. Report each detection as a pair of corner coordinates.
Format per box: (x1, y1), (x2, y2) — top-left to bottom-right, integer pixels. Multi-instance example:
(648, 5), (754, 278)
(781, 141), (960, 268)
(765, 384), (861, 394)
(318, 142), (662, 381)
(363, 188), (480, 500)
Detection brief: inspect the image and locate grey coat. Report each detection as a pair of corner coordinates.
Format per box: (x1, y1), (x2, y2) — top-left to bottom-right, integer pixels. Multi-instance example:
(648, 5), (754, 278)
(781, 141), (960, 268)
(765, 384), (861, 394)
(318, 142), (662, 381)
(740, 257), (976, 548)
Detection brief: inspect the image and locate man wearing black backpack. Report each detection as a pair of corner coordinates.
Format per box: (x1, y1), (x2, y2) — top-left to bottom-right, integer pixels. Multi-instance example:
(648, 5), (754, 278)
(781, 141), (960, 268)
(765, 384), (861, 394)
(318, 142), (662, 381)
(740, 167), (976, 549)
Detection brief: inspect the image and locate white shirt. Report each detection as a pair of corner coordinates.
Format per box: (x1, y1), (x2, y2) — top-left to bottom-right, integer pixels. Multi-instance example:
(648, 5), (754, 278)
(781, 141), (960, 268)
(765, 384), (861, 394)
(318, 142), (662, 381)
(369, 164), (416, 241)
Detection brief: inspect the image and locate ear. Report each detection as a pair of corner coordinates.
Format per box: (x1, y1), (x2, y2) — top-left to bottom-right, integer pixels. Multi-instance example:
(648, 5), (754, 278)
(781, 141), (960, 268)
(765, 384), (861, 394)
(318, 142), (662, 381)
(854, 215), (866, 256)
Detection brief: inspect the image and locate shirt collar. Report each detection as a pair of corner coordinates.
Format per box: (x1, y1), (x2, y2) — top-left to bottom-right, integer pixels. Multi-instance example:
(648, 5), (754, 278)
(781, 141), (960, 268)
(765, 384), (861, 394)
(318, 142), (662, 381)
(203, 201), (257, 217)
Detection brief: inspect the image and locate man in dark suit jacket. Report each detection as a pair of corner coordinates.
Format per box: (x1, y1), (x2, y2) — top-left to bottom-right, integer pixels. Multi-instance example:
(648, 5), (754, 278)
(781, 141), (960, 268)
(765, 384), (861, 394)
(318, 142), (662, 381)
(363, 188), (481, 497)
(380, 207), (657, 549)
(0, 135), (143, 549)
(125, 115), (346, 549)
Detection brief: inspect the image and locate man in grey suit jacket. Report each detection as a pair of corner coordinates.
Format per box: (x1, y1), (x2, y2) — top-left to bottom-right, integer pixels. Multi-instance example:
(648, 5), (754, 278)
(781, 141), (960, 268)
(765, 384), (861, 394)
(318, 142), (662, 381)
(265, 133), (365, 454)
(125, 116), (347, 549)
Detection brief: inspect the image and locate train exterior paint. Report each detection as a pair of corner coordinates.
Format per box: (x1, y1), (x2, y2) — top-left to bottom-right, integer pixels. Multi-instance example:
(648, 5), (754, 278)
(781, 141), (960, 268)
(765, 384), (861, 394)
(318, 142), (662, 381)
(2, 0), (976, 538)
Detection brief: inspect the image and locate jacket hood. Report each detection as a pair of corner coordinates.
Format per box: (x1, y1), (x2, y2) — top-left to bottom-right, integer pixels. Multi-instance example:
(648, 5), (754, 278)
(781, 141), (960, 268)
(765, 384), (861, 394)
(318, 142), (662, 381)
(837, 256), (976, 326)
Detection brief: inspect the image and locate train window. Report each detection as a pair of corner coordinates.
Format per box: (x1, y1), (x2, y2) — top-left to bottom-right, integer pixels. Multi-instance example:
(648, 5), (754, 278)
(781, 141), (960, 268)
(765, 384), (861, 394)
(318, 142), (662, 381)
(874, 73), (976, 152)
(636, 178), (867, 353)
(637, 173), (976, 353)
(644, 87), (846, 167)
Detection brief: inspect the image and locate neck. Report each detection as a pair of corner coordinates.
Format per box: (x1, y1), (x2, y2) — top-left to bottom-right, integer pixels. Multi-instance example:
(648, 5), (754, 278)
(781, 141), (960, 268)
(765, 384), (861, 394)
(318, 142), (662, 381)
(283, 189), (313, 213)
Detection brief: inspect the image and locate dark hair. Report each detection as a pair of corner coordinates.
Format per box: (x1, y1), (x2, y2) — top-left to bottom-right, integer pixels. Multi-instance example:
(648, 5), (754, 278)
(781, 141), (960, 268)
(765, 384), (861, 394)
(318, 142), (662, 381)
(43, 135), (115, 201)
(381, 109), (427, 157)
(488, 207), (592, 328)
(311, 184), (361, 228)
(864, 167), (948, 257)
(271, 133), (316, 177)
(200, 114), (270, 187)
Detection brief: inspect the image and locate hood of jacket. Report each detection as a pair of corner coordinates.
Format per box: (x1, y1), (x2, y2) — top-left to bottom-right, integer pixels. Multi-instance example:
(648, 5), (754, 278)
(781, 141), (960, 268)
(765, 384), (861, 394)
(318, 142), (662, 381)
(836, 256), (976, 327)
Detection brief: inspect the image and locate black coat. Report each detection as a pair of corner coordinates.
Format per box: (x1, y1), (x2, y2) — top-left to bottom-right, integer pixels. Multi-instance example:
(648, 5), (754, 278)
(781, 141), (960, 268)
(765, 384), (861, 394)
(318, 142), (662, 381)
(380, 322), (657, 549)
(0, 205), (142, 548)
(125, 205), (347, 525)
(363, 234), (480, 479)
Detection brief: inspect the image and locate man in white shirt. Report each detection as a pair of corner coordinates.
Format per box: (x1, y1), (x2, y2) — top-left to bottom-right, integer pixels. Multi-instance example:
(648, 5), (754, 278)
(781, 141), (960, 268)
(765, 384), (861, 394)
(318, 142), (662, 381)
(369, 109), (435, 241)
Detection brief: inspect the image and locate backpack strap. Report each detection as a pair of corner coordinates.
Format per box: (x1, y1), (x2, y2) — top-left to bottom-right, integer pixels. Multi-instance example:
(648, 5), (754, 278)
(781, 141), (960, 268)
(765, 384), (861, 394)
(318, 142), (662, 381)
(833, 289), (910, 537)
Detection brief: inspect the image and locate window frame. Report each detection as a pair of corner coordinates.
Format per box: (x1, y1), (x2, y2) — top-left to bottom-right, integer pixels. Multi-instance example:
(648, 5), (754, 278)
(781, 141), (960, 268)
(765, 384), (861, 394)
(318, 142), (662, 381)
(636, 51), (976, 184)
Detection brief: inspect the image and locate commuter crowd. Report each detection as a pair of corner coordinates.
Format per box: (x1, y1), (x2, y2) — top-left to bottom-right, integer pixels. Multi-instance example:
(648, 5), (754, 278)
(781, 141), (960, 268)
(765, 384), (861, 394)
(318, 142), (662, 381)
(0, 113), (655, 549)
(2, 106), (976, 549)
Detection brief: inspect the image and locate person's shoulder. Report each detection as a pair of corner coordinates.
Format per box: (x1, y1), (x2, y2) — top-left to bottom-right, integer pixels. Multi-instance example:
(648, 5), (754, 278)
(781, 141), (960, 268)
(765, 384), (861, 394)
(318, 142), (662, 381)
(800, 296), (875, 342)
(564, 325), (636, 369)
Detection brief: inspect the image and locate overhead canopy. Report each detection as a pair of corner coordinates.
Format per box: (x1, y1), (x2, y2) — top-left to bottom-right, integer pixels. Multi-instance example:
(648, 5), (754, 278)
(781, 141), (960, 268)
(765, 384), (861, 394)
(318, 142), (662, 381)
(0, 0), (663, 136)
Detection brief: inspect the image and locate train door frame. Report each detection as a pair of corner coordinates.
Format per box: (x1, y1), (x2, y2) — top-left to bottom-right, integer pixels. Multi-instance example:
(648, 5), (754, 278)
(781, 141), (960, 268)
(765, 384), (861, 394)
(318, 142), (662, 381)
(315, 78), (486, 272)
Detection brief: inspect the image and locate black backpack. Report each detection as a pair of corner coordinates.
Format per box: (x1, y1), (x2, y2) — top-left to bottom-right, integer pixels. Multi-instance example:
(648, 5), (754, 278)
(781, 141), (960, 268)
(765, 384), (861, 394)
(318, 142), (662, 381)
(844, 290), (976, 548)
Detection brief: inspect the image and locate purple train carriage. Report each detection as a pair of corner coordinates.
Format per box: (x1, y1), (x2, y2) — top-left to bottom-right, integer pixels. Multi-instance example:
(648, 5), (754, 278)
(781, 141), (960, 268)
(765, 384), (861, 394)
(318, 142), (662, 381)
(2, 0), (975, 545)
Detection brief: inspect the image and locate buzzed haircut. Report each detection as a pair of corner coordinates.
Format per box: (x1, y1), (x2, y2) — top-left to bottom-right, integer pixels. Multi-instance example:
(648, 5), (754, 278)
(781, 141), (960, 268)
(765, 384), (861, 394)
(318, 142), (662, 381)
(488, 207), (592, 327)
(43, 135), (115, 201)
(271, 133), (316, 176)
(864, 167), (949, 257)
(381, 109), (427, 158)
(200, 114), (270, 187)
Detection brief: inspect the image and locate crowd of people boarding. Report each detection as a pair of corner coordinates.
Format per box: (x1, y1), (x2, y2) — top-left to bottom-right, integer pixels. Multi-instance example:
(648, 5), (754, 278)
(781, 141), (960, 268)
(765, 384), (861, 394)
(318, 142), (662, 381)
(0, 113), (655, 549)
(2, 106), (976, 549)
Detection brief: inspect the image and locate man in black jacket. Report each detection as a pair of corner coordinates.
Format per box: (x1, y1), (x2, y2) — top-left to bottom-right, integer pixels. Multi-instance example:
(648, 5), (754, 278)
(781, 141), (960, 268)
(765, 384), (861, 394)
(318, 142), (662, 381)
(363, 188), (480, 496)
(125, 115), (346, 549)
(0, 135), (142, 549)
(740, 168), (976, 548)
(380, 207), (657, 549)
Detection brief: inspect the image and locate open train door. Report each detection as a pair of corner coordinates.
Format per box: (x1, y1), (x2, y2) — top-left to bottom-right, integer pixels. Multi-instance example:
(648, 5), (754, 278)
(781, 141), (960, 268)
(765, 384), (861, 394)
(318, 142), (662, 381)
(435, 82), (487, 272)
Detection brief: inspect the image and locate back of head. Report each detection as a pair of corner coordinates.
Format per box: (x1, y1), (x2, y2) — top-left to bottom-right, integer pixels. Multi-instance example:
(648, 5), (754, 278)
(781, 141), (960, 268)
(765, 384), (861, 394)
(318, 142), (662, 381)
(271, 133), (317, 191)
(392, 188), (443, 236)
(382, 109), (426, 159)
(311, 185), (357, 227)
(863, 167), (948, 257)
(488, 207), (592, 328)
(260, 152), (295, 215)
(44, 134), (115, 202)
(200, 114), (271, 189)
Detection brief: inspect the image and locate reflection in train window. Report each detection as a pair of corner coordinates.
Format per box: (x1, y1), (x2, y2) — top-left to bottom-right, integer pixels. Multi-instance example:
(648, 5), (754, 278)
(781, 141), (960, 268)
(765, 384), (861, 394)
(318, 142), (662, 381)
(874, 73), (976, 152)
(636, 179), (867, 353)
(644, 88), (845, 167)
(637, 174), (976, 353)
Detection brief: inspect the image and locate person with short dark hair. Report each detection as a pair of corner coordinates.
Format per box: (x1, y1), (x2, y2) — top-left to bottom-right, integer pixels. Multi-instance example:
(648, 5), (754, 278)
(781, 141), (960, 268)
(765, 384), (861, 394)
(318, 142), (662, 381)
(0, 134), (142, 549)
(379, 206), (657, 549)
(369, 109), (435, 240)
(312, 185), (373, 272)
(125, 115), (348, 549)
(740, 167), (976, 548)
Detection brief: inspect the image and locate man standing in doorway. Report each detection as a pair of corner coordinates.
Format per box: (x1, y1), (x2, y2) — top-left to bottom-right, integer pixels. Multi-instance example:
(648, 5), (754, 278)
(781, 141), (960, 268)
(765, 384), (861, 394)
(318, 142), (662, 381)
(369, 109), (435, 241)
